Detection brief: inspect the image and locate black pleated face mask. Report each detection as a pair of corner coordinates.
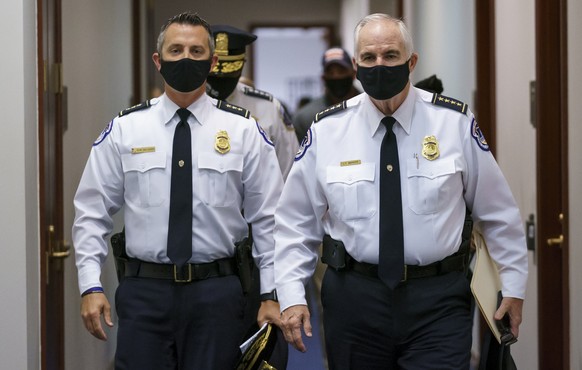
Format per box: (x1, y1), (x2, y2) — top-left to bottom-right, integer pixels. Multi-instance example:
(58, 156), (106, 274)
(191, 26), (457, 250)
(160, 58), (211, 93)
(356, 60), (410, 100)
(206, 76), (239, 100)
(324, 77), (354, 99)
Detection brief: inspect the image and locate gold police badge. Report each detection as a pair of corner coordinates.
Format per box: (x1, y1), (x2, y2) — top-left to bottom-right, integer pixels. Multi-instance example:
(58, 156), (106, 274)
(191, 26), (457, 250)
(215, 130), (230, 154)
(422, 135), (440, 160)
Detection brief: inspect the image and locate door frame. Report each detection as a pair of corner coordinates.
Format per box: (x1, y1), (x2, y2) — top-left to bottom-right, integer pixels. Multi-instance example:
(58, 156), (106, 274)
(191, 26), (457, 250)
(535, 0), (570, 368)
(38, 0), (68, 368)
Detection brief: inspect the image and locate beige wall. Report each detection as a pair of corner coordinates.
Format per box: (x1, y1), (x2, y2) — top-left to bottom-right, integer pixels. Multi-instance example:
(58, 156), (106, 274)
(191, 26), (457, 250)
(62, 1), (133, 369)
(495, 1), (538, 369)
(0, 0), (39, 368)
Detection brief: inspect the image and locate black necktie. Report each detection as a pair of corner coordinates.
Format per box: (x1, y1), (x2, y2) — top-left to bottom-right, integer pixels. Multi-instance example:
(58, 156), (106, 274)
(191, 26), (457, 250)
(378, 116), (404, 288)
(167, 108), (193, 267)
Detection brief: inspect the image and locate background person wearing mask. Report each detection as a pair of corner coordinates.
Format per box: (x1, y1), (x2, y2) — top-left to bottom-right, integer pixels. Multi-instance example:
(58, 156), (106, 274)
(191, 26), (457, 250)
(274, 13), (527, 369)
(206, 24), (298, 180)
(72, 12), (283, 369)
(292, 47), (360, 142)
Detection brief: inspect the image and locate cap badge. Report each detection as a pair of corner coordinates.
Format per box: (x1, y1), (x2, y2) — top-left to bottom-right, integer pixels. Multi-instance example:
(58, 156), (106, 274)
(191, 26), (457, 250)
(422, 135), (440, 160)
(215, 32), (228, 56)
(215, 130), (231, 154)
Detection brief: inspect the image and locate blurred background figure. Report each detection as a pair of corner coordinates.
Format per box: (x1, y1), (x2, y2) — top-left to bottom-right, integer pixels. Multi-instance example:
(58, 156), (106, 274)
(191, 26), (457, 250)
(292, 47), (360, 142)
(415, 74), (444, 94)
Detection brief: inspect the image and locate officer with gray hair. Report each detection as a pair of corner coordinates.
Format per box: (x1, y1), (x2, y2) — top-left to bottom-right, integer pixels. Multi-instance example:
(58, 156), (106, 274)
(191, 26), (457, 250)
(274, 13), (527, 369)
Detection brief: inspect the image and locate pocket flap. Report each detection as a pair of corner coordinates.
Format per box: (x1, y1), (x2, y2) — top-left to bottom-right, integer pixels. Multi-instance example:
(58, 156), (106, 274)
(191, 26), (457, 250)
(407, 159), (455, 179)
(121, 151), (166, 173)
(327, 163), (375, 185)
(198, 152), (244, 173)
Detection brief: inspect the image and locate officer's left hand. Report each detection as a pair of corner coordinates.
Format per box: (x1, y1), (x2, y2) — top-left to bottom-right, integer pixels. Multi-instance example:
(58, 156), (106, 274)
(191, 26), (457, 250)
(494, 297), (524, 339)
(80, 292), (114, 341)
(257, 300), (282, 329)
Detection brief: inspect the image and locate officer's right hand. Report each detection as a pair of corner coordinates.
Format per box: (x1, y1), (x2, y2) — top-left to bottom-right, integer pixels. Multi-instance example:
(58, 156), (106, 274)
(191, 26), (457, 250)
(80, 293), (113, 341)
(280, 304), (312, 353)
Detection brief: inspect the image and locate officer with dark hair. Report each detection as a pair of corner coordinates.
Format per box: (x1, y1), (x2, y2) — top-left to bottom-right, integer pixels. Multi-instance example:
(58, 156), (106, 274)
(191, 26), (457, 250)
(72, 11), (283, 369)
(207, 24), (298, 180)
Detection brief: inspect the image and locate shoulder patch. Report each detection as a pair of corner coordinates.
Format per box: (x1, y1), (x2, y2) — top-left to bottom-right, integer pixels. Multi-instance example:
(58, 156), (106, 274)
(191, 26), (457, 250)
(470, 118), (490, 151)
(255, 122), (274, 147)
(278, 104), (295, 129)
(243, 87), (273, 101)
(294, 128), (313, 161)
(93, 120), (113, 146)
(314, 101), (347, 122)
(118, 100), (151, 117)
(431, 93), (468, 115)
(217, 100), (250, 118)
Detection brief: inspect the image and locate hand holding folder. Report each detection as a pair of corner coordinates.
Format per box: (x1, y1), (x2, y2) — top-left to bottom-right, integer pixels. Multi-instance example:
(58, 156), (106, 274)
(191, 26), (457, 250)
(471, 231), (518, 370)
(471, 231), (518, 345)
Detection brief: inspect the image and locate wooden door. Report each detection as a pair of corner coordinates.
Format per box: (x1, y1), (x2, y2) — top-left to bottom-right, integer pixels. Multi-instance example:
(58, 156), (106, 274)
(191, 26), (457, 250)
(535, 0), (570, 368)
(38, 0), (70, 368)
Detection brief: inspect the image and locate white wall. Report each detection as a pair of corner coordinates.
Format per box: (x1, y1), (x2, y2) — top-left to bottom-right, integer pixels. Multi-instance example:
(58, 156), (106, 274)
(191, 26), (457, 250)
(62, 1), (132, 369)
(495, 2), (538, 369)
(0, 0), (39, 369)
(568, 0), (582, 367)
(405, 0), (476, 105)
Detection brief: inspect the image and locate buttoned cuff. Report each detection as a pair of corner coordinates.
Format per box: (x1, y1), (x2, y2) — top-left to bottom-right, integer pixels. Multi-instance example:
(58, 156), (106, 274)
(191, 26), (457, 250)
(500, 269), (528, 300)
(77, 265), (102, 295)
(277, 281), (307, 312)
(259, 266), (276, 295)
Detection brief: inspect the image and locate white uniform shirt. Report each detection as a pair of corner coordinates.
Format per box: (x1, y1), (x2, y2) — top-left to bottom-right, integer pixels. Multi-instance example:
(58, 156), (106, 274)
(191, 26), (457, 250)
(73, 93), (283, 295)
(274, 86), (528, 311)
(228, 83), (298, 179)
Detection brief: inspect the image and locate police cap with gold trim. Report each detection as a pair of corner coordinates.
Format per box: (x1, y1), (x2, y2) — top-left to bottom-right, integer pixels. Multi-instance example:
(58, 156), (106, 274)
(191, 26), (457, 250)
(211, 25), (257, 76)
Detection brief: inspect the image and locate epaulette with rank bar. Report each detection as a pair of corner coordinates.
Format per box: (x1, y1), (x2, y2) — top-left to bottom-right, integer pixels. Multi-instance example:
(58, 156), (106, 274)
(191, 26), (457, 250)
(217, 100), (250, 118)
(314, 101), (347, 122)
(118, 100), (152, 117)
(431, 93), (468, 115)
(243, 87), (273, 102)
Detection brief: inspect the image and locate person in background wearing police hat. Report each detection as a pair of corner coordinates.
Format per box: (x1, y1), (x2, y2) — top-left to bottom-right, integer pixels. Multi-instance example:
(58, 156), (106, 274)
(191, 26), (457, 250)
(207, 24), (298, 180)
(292, 47), (360, 142)
(72, 11), (283, 369)
(274, 13), (527, 369)
(206, 24), (292, 370)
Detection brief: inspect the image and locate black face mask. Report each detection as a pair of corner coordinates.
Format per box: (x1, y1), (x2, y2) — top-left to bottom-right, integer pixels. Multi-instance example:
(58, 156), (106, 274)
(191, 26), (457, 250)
(206, 76), (239, 100)
(324, 77), (353, 99)
(159, 58), (211, 93)
(356, 60), (410, 100)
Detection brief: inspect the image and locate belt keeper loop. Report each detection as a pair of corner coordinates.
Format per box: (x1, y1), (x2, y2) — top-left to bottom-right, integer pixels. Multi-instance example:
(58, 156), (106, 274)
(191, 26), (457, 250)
(401, 265), (408, 282)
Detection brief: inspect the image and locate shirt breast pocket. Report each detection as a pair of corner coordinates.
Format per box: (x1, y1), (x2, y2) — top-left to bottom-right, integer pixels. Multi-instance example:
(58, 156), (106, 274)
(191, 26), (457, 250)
(406, 159), (458, 215)
(121, 151), (167, 207)
(198, 152), (243, 207)
(326, 163), (377, 221)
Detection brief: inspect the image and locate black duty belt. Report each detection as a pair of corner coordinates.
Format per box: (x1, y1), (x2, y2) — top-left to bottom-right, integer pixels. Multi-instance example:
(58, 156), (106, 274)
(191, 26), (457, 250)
(124, 258), (237, 283)
(346, 252), (467, 282)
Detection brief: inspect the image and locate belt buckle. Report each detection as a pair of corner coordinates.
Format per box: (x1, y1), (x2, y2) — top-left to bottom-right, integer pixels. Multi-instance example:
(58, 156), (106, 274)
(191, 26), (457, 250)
(173, 264), (192, 283)
(400, 265), (408, 282)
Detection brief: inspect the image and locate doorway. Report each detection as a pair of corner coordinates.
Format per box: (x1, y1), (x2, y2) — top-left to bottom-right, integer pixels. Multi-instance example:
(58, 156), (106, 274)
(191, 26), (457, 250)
(250, 25), (334, 115)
